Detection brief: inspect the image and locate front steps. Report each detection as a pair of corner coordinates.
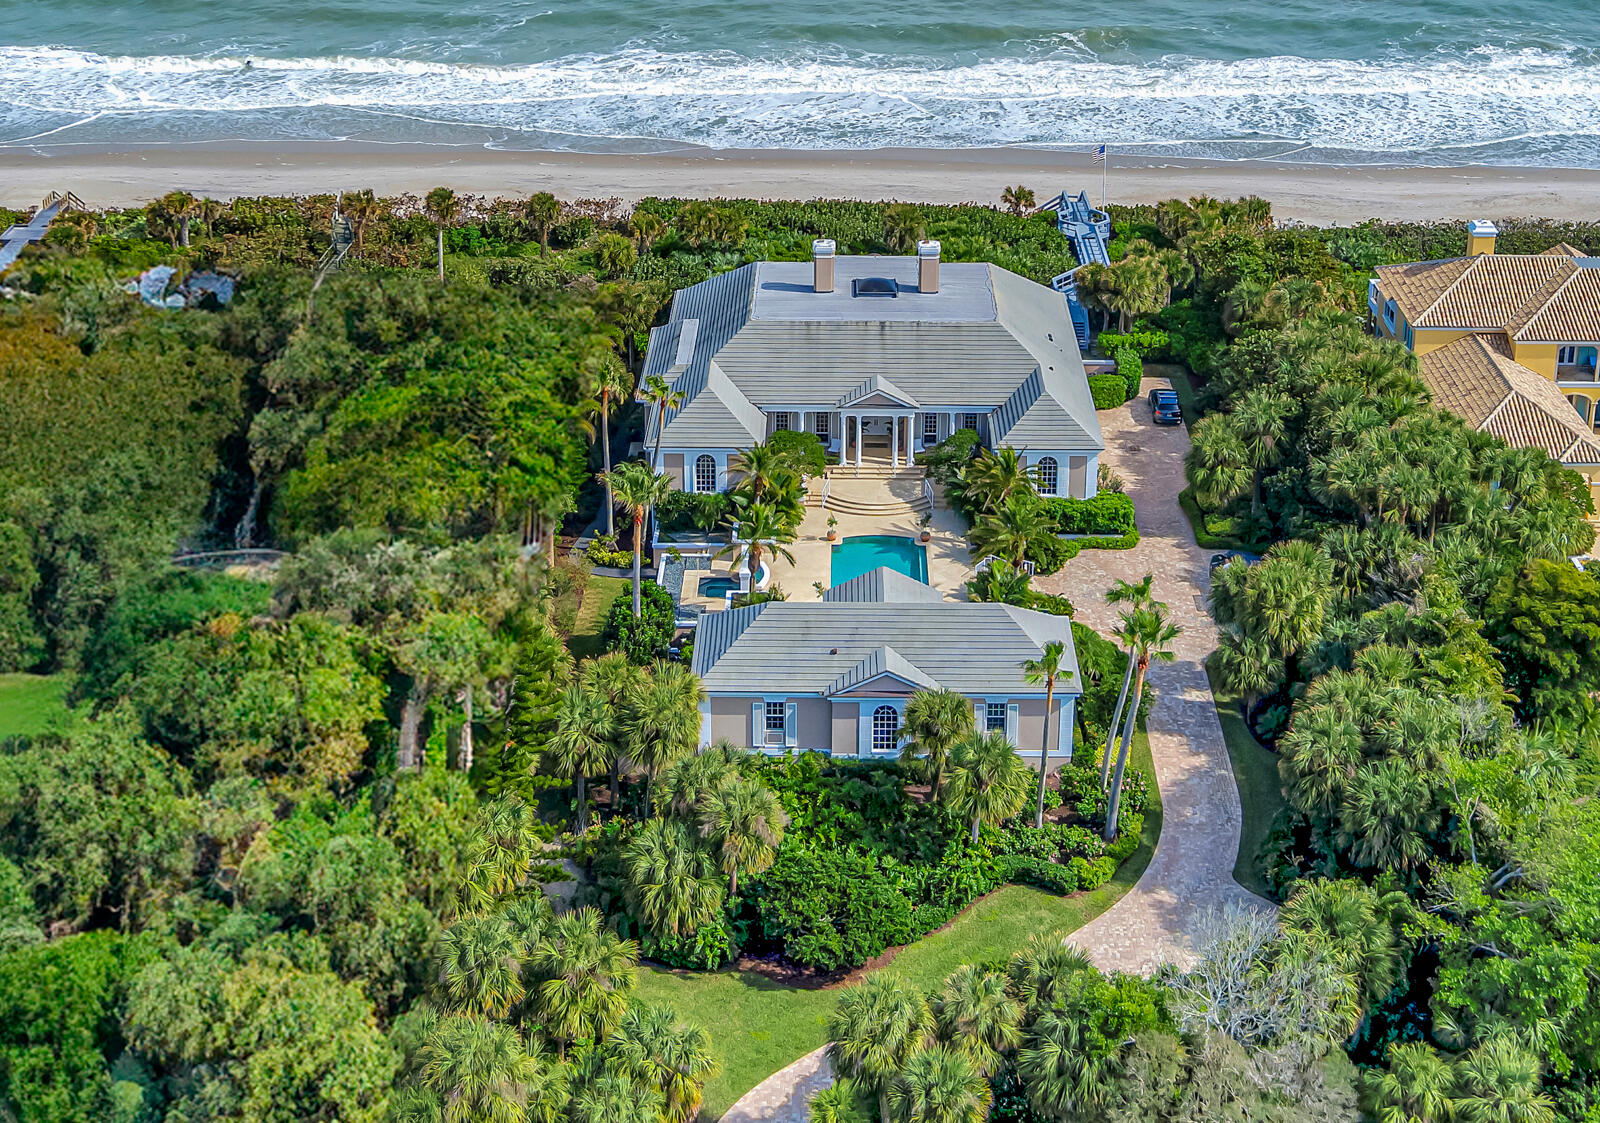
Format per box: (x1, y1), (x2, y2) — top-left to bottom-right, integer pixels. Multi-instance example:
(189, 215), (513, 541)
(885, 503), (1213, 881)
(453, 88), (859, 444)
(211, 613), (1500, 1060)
(805, 471), (935, 518)
(824, 463), (927, 481)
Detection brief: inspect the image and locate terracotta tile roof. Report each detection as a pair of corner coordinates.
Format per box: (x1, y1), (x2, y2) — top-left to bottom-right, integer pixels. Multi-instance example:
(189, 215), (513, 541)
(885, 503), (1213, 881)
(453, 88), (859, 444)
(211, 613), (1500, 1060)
(1542, 242), (1586, 257)
(1374, 258), (1470, 323)
(1376, 245), (1600, 341)
(1418, 335), (1600, 466)
(1509, 266), (1600, 342)
(1421, 255), (1575, 329)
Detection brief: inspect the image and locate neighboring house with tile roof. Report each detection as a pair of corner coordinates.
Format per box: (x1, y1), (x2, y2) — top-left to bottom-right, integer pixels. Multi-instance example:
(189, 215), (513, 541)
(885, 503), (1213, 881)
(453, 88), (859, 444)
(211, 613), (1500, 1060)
(691, 566), (1080, 758)
(643, 240), (1103, 504)
(1369, 221), (1600, 523)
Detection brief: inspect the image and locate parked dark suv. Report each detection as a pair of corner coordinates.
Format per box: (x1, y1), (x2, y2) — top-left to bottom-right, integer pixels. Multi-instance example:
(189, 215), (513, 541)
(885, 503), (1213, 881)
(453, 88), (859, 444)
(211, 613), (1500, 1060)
(1148, 387), (1182, 425)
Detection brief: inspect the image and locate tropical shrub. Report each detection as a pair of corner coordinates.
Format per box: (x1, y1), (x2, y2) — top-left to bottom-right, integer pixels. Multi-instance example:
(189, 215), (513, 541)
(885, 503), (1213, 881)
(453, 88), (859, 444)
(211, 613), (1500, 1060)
(1114, 346), (1144, 400)
(746, 845), (916, 972)
(1098, 329), (1171, 360)
(920, 428), (981, 486)
(1043, 493), (1136, 536)
(600, 583), (676, 663)
(1088, 374), (1126, 410)
(765, 430), (828, 479)
(655, 491), (732, 536)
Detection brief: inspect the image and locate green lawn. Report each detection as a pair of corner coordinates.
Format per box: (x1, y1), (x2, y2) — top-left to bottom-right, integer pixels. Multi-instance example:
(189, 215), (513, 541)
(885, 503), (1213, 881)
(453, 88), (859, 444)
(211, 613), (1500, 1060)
(0, 673), (76, 739)
(639, 731), (1161, 1120)
(567, 573), (630, 661)
(1206, 666), (1286, 899)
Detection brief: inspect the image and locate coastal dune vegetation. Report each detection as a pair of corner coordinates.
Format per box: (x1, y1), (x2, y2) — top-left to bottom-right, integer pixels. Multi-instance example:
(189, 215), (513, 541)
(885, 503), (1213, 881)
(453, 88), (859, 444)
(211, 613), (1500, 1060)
(0, 186), (1596, 1123)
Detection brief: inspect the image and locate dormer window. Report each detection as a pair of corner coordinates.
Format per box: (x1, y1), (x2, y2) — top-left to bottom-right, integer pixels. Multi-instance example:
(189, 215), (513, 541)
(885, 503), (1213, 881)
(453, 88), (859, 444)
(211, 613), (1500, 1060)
(852, 277), (899, 297)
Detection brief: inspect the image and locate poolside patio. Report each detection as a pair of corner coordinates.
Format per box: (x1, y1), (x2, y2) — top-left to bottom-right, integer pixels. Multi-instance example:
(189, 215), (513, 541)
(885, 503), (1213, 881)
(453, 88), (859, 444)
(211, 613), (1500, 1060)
(766, 489), (974, 601)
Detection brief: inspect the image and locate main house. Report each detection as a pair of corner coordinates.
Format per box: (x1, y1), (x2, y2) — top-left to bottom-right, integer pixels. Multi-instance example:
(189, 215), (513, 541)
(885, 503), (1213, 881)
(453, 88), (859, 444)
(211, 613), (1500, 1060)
(643, 241), (1104, 500)
(1370, 223), (1600, 522)
(691, 567), (1080, 757)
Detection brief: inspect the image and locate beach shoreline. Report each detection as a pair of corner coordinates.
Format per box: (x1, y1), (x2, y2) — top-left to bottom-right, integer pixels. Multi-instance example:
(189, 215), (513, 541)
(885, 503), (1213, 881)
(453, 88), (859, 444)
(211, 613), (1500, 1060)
(1, 143), (1596, 224)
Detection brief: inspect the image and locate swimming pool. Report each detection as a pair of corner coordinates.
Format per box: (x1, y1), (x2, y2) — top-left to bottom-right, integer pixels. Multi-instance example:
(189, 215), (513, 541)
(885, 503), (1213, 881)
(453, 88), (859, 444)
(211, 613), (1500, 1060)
(830, 535), (929, 586)
(697, 575), (740, 598)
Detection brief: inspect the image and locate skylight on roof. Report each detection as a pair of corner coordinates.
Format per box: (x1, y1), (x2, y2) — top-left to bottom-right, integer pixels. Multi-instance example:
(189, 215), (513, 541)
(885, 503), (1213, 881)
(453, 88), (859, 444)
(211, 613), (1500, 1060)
(851, 276), (898, 297)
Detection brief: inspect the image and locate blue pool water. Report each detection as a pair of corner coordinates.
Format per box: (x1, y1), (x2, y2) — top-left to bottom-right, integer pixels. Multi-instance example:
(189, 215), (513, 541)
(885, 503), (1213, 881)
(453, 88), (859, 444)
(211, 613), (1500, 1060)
(830, 535), (929, 587)
(697, 576), (740, 597)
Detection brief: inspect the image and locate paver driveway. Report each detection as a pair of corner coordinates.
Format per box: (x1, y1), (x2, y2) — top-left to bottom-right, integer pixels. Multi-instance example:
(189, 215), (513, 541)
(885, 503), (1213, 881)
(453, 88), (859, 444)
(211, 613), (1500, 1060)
(719, 378), (1273, 1122)
(1033, 377), (1273, 975)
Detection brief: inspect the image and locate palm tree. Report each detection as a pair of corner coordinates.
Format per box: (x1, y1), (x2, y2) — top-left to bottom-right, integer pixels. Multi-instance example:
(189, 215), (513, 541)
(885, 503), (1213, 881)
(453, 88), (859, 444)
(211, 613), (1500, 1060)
(548, 684), (615, 833)
(568, 1073), (664, 1123)
(966, 558), (1032, 605)
(422, 1014), (543, 1123)
(900, 688), (976, 796)
(524, 191), (562, 255)
(1006, 932), (1091, 1021)
(602, 461), (673, 616)
(962, 447), (1035, 513)
(943, 730), (1033, 843)
(889, 1044), (992, 1123)
(1336, 759), (1433, 872)
(931, 964), (1021, 1076)
(435, 912), (523, 1017)
(159, 190), (200, 246)
(720, 501), (799, 586)
(1210, 631), (1282, 717)
(1186, 413), (1252, 511)
(642, 372), (686, 468)
(969, 497), (1053, 569)
(698, 778), (787, 896)
(527, 907), (638, 1059)
(589, 352), (635, 537)
(340, 188), (382, 255)
(629, 210), (665, 254)
(660, 743), (740, 819)
(625, 661), (704, 815)
(582, 652), (645, 810)
(1023, 641), (1072, 829)
(1232, 387), (1293, 514)
(730, 442), (799, 504)
(882, 203), (925, 253)
(1000, 185), (1035, 216)
(463, 795), (543, 911)
(1105, 603), (1181, 841)
(609, 1002), (718, 1123)
(622, 818), (725, 937)
(1017, 1009), (1119, 1120)
(827, 974), (934, 1123)
(1451, 1036), (1556, 1123)
(425, 186), (461, 283)
(1363, 1042), (1454, 1123)
(809, 1081), (863, 1123)
(1098, 575), (1157, 792)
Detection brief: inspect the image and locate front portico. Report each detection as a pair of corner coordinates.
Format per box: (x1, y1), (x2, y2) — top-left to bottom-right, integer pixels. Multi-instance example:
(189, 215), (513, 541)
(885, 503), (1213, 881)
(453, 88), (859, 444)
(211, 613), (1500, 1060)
(835, 375), (921, 468)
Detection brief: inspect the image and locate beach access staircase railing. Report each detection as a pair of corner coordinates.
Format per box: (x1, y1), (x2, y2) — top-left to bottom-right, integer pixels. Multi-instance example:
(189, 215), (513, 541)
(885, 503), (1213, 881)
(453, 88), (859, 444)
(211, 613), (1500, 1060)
(1, 192), (82, 275)
(1040, 190), (1112, 352)
(315, 211), (356, 275)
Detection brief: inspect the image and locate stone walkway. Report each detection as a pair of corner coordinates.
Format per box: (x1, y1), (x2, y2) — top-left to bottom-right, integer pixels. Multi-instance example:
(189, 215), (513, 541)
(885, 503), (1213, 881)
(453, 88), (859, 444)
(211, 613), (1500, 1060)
(1035, 377), (1274, 976)
(718, 378), (1272, 1121)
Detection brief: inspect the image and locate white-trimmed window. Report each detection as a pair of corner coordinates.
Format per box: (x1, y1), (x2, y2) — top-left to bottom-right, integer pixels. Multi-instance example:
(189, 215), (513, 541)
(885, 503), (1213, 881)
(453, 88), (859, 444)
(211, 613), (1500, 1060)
(1383, 299), (1397, 332)
(1559, 345), (1578, 365)
(764, 700), (786, 746)
(985, 702), (1007, 733)
(694, 454), (717, 493)
(772, 412), (791, 432)
(871, 705), (900, 753)
(962, 413), (980, 432)
(815, 412), (830, 440)
(1036, 456), (1058, 496)
(923, 413), (939, 442)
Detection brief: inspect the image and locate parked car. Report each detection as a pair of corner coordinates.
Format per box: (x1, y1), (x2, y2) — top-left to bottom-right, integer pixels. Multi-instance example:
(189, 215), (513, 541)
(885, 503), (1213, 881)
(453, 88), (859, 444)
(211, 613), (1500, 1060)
(1209, 550), (1262, 572)
(1148, 387), (1182, 425)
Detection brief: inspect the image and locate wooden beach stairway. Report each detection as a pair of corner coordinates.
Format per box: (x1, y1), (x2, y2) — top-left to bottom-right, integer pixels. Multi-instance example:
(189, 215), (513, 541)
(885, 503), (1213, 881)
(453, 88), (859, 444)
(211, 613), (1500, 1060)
(1040, 189), (1112, 351)
(0, 191), (83, 275)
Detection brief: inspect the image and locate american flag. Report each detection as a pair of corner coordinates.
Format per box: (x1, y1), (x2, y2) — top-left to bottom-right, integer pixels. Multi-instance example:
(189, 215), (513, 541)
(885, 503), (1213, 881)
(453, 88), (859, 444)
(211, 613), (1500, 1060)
(1092, 144), (1107, 165)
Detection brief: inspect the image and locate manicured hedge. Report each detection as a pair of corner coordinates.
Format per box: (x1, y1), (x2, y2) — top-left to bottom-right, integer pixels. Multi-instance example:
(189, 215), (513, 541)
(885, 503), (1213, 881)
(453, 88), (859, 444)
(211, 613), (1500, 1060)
(1088, 374), (1125, 410)
(1098, 329), (1171, 360)
(1044, 493), (1136, 536)
(1114, 347), (1143, 401)
(1178, 486), (1252, 550)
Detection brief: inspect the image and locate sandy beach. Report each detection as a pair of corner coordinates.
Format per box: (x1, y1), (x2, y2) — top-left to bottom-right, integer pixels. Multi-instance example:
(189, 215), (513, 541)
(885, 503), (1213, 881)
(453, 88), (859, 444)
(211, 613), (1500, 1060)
(2, 144), (1598, 224)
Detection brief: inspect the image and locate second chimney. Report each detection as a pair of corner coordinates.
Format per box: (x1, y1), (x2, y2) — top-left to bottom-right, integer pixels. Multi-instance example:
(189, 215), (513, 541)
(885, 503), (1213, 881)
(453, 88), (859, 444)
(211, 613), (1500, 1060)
(1467, 220), (1498, 256)
(918, 239), (941, 293)
(812, 238), (836, 293)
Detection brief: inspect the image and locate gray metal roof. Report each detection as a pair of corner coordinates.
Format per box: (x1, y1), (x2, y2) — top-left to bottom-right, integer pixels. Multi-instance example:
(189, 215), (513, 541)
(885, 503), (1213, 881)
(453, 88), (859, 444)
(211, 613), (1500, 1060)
(826, 646), (940, 696)
(822, 566), (943, 603)
(690, 600), (1082, 696)
(835, 373), (919, 409)
(644, 257), (1103, 454)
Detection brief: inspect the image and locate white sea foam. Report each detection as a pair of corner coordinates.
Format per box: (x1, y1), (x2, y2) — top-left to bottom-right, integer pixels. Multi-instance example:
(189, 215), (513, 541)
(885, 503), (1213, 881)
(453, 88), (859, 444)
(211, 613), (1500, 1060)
(2, 42), (1598, 162)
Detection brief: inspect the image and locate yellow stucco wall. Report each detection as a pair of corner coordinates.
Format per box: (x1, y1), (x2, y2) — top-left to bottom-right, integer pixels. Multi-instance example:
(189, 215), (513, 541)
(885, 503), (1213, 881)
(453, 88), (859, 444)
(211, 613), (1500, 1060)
(1511, 342), (1560, 379)
(1410, 327), (1481, 355)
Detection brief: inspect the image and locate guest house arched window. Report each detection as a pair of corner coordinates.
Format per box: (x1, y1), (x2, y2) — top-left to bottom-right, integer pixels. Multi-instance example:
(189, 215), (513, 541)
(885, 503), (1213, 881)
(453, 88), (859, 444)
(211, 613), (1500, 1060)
(693, 454), (717, 494)
(1036, 456), (1058, 496)
(871, 706), (900, 753)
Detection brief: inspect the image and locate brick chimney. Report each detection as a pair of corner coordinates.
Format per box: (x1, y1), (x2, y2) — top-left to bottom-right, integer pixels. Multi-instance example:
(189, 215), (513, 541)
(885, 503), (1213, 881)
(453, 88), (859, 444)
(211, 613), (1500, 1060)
(1467, 220), (1498, 256)
(917, 239), (940, 293)
(812, 238), (836, 292)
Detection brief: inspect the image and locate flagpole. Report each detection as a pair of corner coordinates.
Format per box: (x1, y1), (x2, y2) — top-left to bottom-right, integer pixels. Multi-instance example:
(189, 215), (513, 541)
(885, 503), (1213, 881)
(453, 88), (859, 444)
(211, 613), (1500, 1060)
(1101, 144), (1108, 211)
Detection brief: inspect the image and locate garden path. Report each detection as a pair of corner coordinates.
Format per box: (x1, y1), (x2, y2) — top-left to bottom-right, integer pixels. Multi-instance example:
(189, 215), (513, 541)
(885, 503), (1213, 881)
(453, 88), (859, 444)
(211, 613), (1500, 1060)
(717, 377), (1273, 1122)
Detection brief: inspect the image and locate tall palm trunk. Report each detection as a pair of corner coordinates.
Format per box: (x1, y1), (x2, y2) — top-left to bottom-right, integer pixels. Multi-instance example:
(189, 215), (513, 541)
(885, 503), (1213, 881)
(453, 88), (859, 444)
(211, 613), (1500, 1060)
(970, 813), (981, 844)
(179, 217), (191, 246)
(1100, 653), (1136, 791)
(399, 683), (426, 771)
(879, 1087), (891, 1123)
(609, 760), (621, 813)
(574, 774), (588, 833)
(1104, 660), (1149, 841)
(601, 395), (614, 536)
(1034, 677), (1055, 828)
(459, 687), (474, 771)
(631, 510), (644, 616)
(436, 225), (445, 282)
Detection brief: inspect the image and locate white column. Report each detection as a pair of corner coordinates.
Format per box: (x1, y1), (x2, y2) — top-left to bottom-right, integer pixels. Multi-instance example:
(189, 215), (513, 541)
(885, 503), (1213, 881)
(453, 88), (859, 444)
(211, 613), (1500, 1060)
(907, 416), (916, 465)
(891, 416), (900, 468)
(854, 416), (862, 466)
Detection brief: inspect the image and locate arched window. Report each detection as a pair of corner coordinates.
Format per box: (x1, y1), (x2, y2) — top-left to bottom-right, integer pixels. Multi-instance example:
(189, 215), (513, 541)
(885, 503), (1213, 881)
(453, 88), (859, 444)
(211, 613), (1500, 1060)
(694, 454), (717, 493)
(1036, 456), (1058, 496)
(1569, 396), (1592, 425)
(871, 706), (900, 753)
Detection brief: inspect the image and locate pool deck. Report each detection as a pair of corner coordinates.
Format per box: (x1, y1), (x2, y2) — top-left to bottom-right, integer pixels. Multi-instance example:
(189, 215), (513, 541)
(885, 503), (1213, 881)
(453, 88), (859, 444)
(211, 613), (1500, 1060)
(768, 486), (974, 601)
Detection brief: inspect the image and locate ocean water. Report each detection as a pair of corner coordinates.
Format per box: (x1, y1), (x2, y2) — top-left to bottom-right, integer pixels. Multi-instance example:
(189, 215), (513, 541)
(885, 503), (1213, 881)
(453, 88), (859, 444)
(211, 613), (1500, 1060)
(2, 0), (1599, 165)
